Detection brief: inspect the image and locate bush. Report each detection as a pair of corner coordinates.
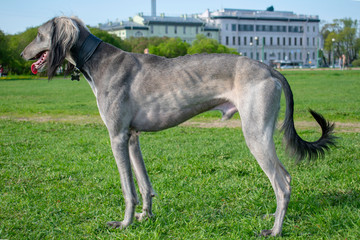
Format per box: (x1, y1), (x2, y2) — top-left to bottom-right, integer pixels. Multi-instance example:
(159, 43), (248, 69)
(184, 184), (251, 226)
(351, 59), (360, 67)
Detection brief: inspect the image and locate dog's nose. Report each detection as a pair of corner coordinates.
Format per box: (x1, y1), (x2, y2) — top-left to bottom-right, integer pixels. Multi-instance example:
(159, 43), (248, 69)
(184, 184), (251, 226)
(20, 52), (24, 58)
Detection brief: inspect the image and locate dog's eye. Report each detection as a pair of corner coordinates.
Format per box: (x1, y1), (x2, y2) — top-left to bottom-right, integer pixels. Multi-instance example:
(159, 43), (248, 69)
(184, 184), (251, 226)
(37, 32), (43, 41)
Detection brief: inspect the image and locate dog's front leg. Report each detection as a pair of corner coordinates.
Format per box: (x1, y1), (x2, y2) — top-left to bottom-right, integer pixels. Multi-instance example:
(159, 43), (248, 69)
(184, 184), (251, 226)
(128, 131), (156, 221)
(107, 130), (139, 229)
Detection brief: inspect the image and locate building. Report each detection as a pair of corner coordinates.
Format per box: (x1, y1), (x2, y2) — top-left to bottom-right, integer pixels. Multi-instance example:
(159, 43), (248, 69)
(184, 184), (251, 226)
(198, 8), (322, 65)
(98, 13), (219, 44)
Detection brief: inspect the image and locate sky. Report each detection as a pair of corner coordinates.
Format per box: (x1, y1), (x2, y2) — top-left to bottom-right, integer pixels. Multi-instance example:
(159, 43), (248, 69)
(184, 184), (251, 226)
(1, 0), (360, 34)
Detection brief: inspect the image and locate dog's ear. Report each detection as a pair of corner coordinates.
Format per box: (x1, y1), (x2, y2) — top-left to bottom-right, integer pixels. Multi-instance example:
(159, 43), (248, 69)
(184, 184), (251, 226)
(48, 17), (79, 79)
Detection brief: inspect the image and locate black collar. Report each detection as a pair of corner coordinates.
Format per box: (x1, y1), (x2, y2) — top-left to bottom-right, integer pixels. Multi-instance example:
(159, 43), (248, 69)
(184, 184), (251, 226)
(71, 34), (102, 70)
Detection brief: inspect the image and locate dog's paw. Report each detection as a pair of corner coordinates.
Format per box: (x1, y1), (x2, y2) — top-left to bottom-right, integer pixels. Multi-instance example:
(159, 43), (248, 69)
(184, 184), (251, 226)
(260, 229), (273, 237)
(107, 221), (128, 229)
(135, 211), (154, 222)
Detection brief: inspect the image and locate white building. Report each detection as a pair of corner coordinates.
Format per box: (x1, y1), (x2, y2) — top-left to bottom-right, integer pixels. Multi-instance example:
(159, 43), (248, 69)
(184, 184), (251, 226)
(99, 13), (219, 44)
(199, 8), (322, 66)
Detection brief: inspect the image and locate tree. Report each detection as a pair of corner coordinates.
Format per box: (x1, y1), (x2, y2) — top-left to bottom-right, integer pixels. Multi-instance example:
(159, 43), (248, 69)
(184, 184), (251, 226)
(187, 35), (238, 55)
(321, 18), (360, 65)
(6, 27), (37, 74)
(89, 27), (130, 51)
(0, 30), (10, 66)
(149, 38), (189, 58)
(124, 36), (167, 53)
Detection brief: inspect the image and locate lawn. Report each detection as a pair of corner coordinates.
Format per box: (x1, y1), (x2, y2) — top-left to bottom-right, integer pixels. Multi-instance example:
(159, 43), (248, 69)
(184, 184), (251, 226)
(0, 70), (360, 239)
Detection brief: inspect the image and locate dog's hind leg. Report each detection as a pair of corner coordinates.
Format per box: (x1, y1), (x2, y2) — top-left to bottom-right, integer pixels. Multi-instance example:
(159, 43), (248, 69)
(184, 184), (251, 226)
(107, 129), (139, 229)
(237, 79), (291, 236)
(128, 131), (156, 221)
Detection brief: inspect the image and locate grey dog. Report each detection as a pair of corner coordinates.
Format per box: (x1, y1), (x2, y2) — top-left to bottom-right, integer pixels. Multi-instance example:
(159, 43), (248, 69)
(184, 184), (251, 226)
(21, 17), (335, 236)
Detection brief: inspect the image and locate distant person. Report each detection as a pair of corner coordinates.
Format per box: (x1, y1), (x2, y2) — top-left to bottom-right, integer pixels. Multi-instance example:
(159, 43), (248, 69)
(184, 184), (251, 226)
(144, 48), (149, 54)
(342, 54), (346, 70)
(338, 57), (342, 69)
(0, 65), (3, 77)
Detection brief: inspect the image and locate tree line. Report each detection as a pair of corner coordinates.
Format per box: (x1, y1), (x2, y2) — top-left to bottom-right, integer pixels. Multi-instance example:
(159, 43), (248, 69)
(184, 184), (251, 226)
(321, 18), (360, 66)
(1, 17), (360, 75)
(0, 27), (237, 75)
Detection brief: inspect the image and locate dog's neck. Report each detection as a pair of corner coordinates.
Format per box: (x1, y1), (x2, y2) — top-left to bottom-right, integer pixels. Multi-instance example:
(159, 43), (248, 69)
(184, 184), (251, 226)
(70, 32), (102, 70)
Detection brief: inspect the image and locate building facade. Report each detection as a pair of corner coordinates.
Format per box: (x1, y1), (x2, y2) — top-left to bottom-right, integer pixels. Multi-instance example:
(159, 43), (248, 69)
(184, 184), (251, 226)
(99, 13), (219, 44)
(199, 8), (322, 66)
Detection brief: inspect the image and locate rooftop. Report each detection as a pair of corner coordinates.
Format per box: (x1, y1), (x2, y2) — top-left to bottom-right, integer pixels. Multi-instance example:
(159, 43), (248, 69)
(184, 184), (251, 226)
(204, 8), (320, 22)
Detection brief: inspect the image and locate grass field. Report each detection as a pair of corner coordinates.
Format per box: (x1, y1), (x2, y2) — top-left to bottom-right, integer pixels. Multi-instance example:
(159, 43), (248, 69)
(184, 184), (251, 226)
(1, 70), (360, 239)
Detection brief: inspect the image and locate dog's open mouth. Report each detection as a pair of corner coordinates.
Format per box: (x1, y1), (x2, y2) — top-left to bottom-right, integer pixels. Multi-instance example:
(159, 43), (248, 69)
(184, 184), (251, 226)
(31, 51), (49, 74)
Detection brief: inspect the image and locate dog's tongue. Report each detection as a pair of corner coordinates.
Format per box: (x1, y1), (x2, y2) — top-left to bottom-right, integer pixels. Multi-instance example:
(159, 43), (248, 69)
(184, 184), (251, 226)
(31, 63), (38, 74)
(31, 51), (48, 74)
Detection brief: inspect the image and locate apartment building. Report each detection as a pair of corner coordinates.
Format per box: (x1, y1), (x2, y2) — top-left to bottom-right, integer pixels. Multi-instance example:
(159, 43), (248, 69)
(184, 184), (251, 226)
(199, 8), (321, 65)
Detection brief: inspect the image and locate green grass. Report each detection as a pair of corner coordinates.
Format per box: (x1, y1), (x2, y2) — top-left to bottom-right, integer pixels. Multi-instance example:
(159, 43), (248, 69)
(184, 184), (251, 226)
(0, 70), (359, 122)
(1, 70), (360, 239)
(1, 121), (359, 239)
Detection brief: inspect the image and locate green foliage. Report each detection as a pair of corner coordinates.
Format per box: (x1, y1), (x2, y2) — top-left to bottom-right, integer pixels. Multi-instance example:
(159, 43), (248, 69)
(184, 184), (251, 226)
(124, 36), (168, 53)
(89, 27), (130, 51)
(0, 30), (10, 65)
(352, 58), (360, 67)
(149, 37), (189, 58)
(321, 18), (360, 63)
(3, 27), (37, 75)
(188, 35), (238, 55)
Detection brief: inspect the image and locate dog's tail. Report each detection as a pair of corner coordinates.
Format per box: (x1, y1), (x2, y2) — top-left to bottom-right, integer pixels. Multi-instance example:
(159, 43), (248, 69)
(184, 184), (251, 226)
(271, 68), (336, 161)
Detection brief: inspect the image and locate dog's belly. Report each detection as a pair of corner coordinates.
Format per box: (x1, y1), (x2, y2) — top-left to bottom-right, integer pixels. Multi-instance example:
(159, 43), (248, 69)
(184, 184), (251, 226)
(130, 99), (227, 131)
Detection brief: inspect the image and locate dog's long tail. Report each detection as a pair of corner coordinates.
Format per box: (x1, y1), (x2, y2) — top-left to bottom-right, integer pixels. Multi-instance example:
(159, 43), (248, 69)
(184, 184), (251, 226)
(271, 69), (336, 161)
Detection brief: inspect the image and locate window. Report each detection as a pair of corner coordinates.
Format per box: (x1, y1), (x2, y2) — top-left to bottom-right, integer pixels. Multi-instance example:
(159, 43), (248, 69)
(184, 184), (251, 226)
(289, 37), (291, 46)
(165, 25), (168, 34)
(226, 36), (229, 45)
(294, 38), (297, 46)
(239, 24), (254, 31)
(238, 37), (241, 45)
(244, 36), (247, 45)
(300, 38), (303, 46)
(270, 37), (273, 46)
(263, 37), (266, 46)
(232, 24), (236, 31)
(233, 36), (236, 45)
(174, 26), (177, 34)
(307, 37), (310, 46)
(277, 37), (280, 45)
(283, 37), (286, 46)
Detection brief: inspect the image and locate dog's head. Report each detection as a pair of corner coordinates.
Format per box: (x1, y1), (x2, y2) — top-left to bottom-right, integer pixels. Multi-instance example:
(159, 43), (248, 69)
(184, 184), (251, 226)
(21, 17), (86, 79)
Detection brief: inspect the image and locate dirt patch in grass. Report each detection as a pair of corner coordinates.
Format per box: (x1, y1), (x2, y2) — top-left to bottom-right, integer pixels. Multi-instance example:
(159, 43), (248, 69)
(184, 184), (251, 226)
(1, 115), (359, 133)
(182, 120), (360, 133)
